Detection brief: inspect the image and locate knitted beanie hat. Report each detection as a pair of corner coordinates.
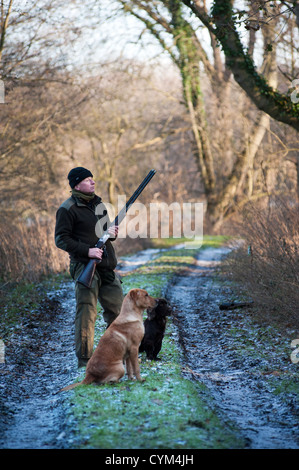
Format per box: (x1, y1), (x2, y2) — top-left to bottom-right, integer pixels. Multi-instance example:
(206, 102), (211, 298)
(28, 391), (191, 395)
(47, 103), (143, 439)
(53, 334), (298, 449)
(67, 167), (93, 188)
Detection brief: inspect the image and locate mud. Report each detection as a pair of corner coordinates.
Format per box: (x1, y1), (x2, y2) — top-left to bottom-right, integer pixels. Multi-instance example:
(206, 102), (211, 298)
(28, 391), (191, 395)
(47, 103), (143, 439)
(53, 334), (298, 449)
(0, 283), (78, 448)
(0, 245), (298, 449)
(167, 247), (299, 449)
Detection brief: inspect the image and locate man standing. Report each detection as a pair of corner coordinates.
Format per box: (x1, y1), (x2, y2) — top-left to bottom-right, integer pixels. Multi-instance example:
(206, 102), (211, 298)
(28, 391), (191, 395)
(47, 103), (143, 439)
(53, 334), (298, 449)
(55, 167), (124, 367)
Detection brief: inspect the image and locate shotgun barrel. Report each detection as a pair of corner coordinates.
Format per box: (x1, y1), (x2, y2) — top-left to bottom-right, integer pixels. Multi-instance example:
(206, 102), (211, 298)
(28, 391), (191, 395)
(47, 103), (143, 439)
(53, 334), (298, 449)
(77, 169), (156, 288)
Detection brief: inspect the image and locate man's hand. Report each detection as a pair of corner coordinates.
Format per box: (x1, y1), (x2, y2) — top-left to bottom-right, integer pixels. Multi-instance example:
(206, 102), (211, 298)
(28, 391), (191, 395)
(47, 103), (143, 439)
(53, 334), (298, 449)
(108, 225), (119, 238)
(88, 247), (103, 259)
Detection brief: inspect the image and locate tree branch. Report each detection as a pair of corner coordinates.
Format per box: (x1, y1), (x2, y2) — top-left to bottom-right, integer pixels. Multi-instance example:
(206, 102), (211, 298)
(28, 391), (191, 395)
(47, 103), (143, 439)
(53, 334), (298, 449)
(0, 0), (13, 63)
(182, 0), (299, 131)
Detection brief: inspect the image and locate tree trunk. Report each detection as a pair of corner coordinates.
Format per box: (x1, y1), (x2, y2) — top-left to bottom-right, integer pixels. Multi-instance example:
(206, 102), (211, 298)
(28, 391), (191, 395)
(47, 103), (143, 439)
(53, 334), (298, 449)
(184, 79), (215, 194)
(209, 0), (299, 131)
(209, 111), (271, 228)
(169, 0), (215, 195)
(208, 8), (278, 227)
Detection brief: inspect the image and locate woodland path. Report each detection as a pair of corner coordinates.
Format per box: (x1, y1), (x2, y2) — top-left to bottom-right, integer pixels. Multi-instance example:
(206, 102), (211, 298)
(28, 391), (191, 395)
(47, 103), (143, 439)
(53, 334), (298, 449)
(0, 245), (298, 449)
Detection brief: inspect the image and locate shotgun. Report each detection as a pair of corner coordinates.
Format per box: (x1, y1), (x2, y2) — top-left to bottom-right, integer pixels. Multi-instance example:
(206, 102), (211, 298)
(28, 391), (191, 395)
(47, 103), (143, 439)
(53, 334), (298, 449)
(77, 169), (156, 288)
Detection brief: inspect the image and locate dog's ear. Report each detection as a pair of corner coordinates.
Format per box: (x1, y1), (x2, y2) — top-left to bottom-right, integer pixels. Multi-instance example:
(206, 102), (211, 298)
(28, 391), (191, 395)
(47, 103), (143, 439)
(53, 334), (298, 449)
(166, 305), (172, 315)
(158, 298), (172, 316)
(146, 307), (157, 321)
(129, 289), (139, 302)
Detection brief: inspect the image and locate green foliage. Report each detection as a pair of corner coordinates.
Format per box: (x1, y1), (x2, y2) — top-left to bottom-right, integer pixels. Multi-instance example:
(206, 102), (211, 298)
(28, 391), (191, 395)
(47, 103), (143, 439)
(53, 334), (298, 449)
(150, 235), (228, 249)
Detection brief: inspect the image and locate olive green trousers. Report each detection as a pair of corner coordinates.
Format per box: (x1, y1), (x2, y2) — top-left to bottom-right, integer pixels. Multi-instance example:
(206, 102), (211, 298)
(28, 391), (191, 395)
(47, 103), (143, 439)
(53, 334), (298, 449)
(70, 263), (124, 361)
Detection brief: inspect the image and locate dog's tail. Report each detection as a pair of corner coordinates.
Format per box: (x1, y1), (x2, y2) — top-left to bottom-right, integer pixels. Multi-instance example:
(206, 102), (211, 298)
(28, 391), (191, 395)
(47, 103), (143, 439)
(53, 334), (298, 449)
(59, 382), (82, 392)
(59, 375), (94, 392)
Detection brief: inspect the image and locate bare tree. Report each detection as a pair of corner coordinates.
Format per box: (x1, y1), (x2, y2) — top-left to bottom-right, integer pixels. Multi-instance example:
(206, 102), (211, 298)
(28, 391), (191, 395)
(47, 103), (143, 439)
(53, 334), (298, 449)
(64, 61), (196, 207)
(112, 0), (298, 225)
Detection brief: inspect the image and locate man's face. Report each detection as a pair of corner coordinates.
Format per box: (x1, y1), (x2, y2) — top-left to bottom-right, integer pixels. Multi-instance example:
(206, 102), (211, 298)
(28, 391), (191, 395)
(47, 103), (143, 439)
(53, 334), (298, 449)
(75, 177), (95, 194)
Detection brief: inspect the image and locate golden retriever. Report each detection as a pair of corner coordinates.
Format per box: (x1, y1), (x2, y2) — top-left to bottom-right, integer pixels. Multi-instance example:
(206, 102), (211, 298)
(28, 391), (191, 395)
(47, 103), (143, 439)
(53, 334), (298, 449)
(60, 288), (157, 391)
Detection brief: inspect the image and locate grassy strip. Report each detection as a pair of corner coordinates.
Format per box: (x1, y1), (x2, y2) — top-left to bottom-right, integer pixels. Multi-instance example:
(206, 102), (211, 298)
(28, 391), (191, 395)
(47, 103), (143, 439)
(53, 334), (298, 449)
(64, 236), (245, 449)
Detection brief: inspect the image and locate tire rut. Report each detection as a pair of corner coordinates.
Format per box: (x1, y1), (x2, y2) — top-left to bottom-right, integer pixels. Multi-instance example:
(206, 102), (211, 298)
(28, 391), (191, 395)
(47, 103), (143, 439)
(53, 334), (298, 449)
(166, 247), (299, 449)
(0, 282), (78, 449)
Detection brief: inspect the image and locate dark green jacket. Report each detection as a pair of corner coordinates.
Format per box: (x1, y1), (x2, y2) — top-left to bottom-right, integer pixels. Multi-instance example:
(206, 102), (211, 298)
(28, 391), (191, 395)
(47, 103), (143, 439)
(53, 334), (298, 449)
(55, 194), (117, 269)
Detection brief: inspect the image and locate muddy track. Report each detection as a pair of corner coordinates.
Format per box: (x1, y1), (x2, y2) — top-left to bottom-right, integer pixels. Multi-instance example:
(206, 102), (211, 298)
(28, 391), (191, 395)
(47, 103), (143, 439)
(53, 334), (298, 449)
(0, 283), (78, 449)
(0, 246), (298, 449)
(166, 247), (299, 449)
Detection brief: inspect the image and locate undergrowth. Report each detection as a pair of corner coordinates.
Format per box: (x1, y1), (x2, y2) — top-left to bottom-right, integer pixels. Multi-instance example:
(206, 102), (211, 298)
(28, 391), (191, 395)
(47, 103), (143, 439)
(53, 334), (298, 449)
(223, 198), (299, 329)
(0, 273), (68, 339)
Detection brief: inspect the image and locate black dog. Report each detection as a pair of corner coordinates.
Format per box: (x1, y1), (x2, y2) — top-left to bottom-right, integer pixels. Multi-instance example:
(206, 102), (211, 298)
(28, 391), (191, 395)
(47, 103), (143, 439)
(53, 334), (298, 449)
(139, 298), (172, 360)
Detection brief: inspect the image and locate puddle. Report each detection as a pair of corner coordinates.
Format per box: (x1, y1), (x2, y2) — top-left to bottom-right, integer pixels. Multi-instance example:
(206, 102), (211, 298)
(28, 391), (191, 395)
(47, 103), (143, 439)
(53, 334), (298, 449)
(116, 248), (164, 273)
(167, 247), (299, 449)
(116, 244), (185, 273)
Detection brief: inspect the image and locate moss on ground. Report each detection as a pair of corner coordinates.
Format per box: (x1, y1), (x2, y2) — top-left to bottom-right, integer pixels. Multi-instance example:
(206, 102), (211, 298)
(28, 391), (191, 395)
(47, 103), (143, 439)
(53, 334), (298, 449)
(0, 273), (68, 339)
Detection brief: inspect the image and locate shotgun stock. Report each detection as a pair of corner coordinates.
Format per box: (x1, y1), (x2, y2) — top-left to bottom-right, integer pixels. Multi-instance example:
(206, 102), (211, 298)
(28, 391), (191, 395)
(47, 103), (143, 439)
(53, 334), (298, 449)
(77, 169), (156, 288)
